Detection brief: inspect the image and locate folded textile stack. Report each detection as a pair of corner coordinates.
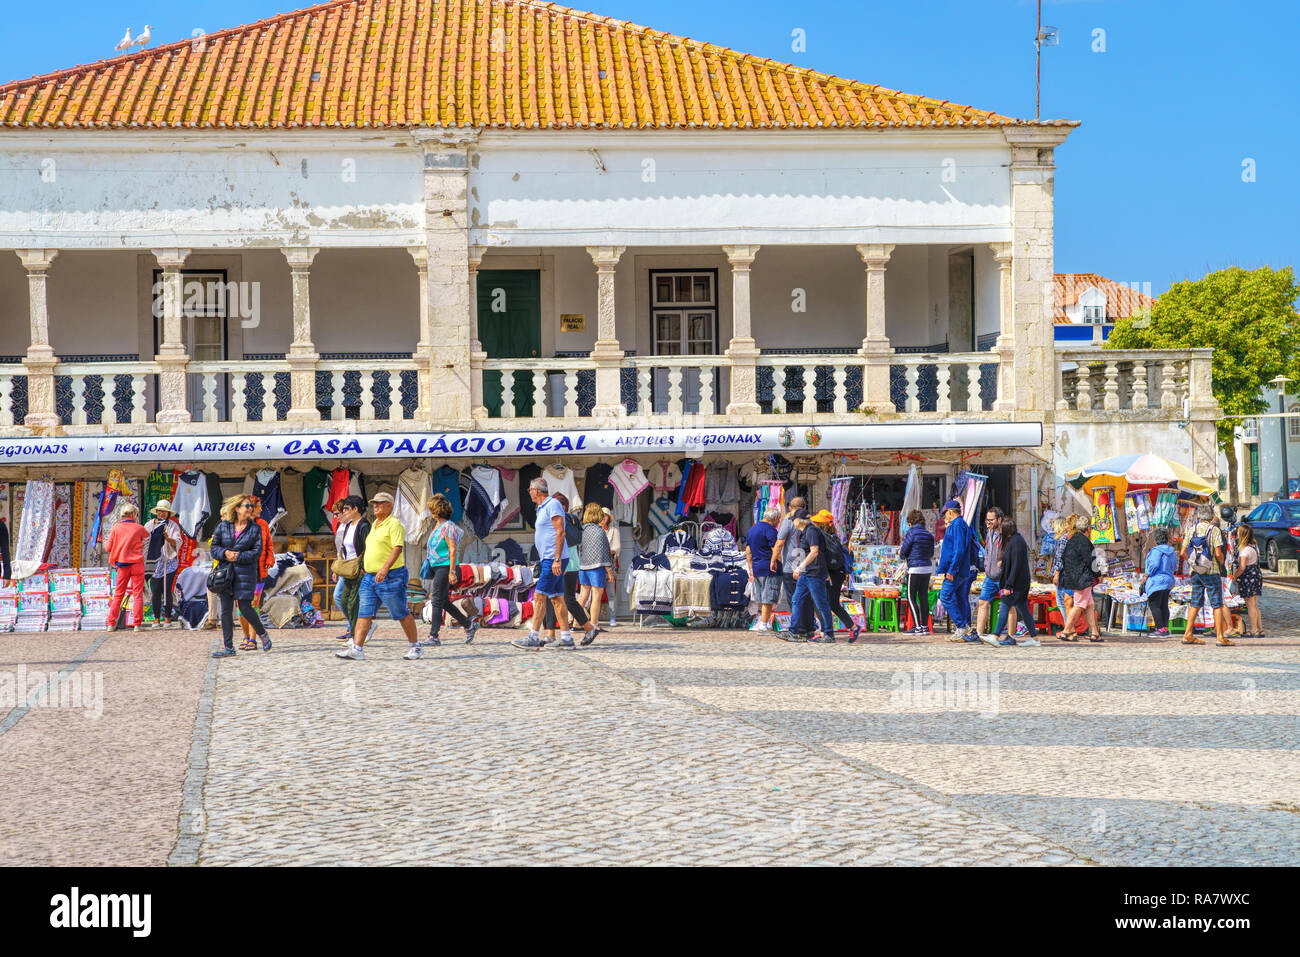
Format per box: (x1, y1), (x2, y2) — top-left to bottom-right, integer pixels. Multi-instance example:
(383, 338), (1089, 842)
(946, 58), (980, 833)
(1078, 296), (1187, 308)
(47, 569), (83, 631)
(0, 579), (17, 631)
(79, 567), (115, 631)
(15, 573), (51, 633)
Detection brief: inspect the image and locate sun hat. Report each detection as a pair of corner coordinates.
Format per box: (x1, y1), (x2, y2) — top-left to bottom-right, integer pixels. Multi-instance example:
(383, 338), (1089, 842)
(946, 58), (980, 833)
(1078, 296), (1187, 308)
(811, 509), (835, 525)
(151, 499), (173, 515)
(369, 492), (395, 504)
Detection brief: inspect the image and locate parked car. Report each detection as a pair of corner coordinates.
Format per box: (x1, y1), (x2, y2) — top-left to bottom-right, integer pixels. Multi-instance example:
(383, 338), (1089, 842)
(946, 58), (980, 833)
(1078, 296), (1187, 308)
(1241, 500), (1300, 571)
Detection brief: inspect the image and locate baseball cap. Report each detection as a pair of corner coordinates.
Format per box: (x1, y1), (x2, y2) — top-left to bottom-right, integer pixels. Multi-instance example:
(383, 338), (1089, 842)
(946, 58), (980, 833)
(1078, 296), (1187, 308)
(791, 508), (810, 520)
(369, 492), (395, 505)
(942, 499), (962, 513)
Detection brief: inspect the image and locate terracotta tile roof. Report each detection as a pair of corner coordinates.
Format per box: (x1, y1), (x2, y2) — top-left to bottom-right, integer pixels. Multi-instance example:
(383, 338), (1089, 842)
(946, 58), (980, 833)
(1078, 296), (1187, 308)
(0, 0), (1077, 130)
(1054, 272), (1156, 324)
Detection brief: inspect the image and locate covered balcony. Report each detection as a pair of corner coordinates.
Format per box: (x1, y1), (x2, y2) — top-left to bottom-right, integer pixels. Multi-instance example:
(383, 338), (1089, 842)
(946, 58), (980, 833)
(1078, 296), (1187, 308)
(0, 244), (1210, 435)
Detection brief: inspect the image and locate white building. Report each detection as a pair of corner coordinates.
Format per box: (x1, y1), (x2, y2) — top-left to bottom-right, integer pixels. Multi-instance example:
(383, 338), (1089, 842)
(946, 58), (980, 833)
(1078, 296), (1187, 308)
(0, 0), (1219, 545)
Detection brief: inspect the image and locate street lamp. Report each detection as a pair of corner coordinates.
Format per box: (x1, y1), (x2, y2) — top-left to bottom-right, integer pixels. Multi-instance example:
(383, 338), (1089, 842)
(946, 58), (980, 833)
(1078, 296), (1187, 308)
(1271, 374), (1292, 499)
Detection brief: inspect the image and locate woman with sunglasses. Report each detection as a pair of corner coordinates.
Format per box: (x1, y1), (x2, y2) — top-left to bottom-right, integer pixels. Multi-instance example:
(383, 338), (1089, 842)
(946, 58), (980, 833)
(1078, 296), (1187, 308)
(210, 494), (271, 658)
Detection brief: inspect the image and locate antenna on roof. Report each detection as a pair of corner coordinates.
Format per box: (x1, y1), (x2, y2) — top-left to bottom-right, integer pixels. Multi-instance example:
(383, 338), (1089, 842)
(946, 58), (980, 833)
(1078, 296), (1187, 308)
(1034, 1), (1059, 120)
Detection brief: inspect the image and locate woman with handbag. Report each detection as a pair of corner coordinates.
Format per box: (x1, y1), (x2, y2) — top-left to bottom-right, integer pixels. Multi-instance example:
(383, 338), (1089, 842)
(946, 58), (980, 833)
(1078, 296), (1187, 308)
(209, 494), (271, 658)
(331, 496), (369, 643)
(421, 493), (478, 647)
(1056, 514), (1104, 642)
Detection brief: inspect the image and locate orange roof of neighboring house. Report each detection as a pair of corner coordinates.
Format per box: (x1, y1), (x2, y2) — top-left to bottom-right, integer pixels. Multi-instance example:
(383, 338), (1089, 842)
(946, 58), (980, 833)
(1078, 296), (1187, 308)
(1054, 272), (1156, 324)
(0, 0), (1077, 131)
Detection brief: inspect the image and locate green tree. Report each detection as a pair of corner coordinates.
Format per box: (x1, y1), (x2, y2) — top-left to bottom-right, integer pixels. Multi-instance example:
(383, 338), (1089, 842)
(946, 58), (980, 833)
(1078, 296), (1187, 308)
(1106, 266), (1300, 503)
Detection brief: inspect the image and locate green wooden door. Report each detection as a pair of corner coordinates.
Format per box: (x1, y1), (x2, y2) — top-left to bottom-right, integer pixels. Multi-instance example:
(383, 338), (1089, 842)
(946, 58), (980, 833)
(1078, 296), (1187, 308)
(477, 270), (541, 417)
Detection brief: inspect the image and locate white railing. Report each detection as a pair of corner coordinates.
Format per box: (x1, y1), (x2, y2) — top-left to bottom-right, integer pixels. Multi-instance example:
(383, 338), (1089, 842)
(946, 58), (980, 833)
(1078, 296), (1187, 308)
(480, 358), (600, 419)
(56, 362), (159, 426)
(757, 355), (860, 414)
(1057, 349), (1210, 413)
(625, 355), (729, 417)
(889, 352), (997, 413)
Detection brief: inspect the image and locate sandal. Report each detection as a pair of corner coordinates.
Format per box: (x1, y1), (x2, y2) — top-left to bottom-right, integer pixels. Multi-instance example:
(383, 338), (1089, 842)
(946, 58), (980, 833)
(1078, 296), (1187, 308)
(1087, 634), (1105, 642)
(239, 638), (257, 651)
(1216, 636), (1235, 646)
(1054, 631), (1079, 642)
(1182, 636), (1205, 645)
(260, 634), (272, 652)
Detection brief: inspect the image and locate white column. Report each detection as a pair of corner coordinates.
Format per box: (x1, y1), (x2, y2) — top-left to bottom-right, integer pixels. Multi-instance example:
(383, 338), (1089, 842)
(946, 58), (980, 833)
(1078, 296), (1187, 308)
(856, 243), (895, 413)
(408, 245), (432, 420)
(722, 244), (761, 417)
(1005, 128), (1072, 412)
(16, 249), (59, 431)
(416, 130), (477, 430)
(281, 246), (321, 424)
(468, 244), (488, 420)
(587, 245), (626, 418)
(151, 247), (193, 426)
(989, 242), (1015, 411)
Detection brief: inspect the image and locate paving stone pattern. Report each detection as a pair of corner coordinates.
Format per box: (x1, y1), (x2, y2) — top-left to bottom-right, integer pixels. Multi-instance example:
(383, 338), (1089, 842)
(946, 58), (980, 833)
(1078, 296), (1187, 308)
(0, 582), (1296, 866)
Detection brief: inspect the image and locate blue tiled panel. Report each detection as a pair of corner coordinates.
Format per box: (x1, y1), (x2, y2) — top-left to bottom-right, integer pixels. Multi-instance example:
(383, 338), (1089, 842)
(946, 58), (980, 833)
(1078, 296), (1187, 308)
(620, 367), (638, 413)
(242, 373), (268, 422)
(845, 366), (863, 411)
(400, 370), (418, 419)
(979, 362), (997, 410)
(111, 375), (134, 423)
(54, 375), (72, 425)
(272, 372), (291, 420)
(10, 376), (28, 423)
(83, 375), (106, 424)
(576, 369), (595, 417)
(890, 365), (940, 412)
(976, 332), (998, 352)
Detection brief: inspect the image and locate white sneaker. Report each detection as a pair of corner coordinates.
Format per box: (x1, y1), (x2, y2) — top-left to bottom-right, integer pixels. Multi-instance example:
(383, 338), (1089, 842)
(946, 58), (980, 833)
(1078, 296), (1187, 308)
(1017, 637), (1041, 647)
(978, 632), (1002, 646)
(403, 644), (422, 660)
(335, 642), (365, 660)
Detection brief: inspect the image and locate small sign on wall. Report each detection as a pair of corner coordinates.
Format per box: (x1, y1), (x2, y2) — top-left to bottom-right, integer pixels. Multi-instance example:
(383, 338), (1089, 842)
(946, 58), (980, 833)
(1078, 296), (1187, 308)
(560, 314), (585, 332)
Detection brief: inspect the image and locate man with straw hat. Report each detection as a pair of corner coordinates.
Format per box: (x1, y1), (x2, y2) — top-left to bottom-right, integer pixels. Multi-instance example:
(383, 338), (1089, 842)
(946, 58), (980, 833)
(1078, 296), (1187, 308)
(143, 499), (183, 628)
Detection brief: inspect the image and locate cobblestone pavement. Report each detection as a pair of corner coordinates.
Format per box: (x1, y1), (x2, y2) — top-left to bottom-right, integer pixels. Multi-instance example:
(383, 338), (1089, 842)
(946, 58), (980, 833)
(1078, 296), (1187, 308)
(1, 584), (1297, 866)
(0, 628), (212, 865)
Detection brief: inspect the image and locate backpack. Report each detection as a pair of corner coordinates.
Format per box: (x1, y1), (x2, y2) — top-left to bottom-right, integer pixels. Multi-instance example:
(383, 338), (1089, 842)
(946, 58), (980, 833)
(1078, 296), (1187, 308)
(821, 532), (845, 576)
(1188, 525), (1215, 573)
(564, 513), (582, 549)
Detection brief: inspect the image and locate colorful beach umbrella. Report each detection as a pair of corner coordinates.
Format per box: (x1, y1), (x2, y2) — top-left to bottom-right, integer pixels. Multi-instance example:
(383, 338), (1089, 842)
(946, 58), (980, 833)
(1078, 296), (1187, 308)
(1065, 453), (1216, 501)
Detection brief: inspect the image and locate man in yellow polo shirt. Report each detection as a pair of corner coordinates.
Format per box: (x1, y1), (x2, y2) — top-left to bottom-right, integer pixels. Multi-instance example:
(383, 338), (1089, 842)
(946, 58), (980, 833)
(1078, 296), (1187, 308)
(336, 492), (420, 660)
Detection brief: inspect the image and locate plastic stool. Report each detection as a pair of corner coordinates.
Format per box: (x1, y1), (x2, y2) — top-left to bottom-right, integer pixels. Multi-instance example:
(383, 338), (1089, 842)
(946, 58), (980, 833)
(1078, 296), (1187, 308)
(870, 596), (900, 633)
(1027, 594), (1055, 630)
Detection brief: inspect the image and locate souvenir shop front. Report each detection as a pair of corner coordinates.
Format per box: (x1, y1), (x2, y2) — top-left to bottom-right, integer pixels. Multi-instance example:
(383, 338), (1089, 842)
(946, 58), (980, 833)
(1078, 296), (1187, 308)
(0, 422), (1043, 633)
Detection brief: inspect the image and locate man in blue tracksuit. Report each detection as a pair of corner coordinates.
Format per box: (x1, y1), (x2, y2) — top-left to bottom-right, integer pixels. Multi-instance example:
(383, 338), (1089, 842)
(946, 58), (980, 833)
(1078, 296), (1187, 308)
(936, 498), (979, 642)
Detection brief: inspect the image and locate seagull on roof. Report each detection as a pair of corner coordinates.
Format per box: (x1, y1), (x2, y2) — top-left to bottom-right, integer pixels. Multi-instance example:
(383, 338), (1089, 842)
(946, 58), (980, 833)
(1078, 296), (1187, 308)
(115, 28), (133, 51)
(132, 25), (152, 49)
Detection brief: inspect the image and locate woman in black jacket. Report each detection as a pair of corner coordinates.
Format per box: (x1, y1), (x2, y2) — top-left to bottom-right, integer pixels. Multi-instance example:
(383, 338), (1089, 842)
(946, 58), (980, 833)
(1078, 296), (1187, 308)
(1056, 514), (1103, 642)
(210, 494), (270, 658)
(991, 518), (1036, 644)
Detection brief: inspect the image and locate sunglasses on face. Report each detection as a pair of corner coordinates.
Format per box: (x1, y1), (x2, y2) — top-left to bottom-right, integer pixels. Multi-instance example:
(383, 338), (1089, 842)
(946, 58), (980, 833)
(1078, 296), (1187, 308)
(240, 503), (256, 509)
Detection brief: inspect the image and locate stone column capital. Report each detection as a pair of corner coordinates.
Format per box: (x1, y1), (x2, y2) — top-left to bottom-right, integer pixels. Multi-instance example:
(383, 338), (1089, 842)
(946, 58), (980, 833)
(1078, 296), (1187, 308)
(586, 246), (626, 270)
(468, 245), (487, 270)
(407, 245), (429, 272)
(989, 242), (1013, 266)
(281, 246), (320, 271)
(722, 244), (760, 269)
(150, 248), (191, 270)
(856, 243), (895, 268)
(16, 248), (58, 273)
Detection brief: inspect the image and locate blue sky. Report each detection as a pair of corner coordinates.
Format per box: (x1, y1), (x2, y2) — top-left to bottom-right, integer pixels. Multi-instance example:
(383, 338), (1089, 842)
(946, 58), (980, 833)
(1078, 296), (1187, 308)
(3, 0), (1295, 295)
